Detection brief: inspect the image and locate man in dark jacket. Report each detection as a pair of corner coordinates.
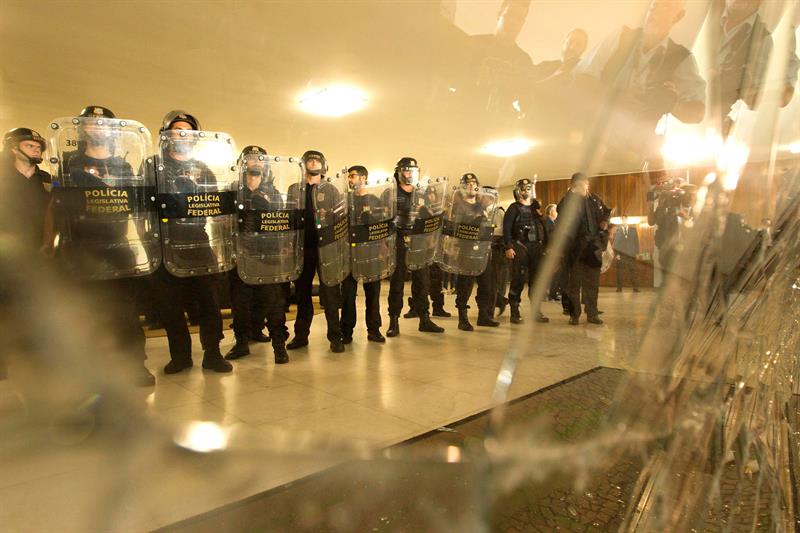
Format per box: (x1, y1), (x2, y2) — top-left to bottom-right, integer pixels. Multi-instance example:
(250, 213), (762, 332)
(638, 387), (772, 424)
(557, 172), (611, 325)
(612, 215), (640, 292)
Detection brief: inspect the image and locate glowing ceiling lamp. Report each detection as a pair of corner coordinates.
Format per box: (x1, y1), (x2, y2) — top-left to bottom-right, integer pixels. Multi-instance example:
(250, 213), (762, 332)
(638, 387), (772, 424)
(298, 85), (367, 117)
(480, 138), (534, 157)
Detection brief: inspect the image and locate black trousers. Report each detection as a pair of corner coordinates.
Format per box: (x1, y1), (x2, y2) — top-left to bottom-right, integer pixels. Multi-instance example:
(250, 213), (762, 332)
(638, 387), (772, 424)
(508, 241), (544, 304)
(564, 258), (600, 320)
(428, 263), (445, 308)
(293, 245), (342, 342)
(152, 264), (223, 361)
(87, 278), (147, 363)
(388, 235), (430, 316)
(455, 249), (493, 313)
(340, 274), (382, 336)
(490, 243), (510, 310)
(615, 255), (638, 290)
(229, 271), (288, 344)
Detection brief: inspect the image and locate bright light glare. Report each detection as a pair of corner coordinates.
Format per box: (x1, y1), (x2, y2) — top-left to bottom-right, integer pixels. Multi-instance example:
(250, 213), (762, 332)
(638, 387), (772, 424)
(717, 139), (749, 191)
(480, 138), (534, 157)
(787, 142), (800, 154)
(610, 216), (642, 225)
(175, 421), (229, 453)
(661, 130), (723, 167)
(298, 85), (367, 117)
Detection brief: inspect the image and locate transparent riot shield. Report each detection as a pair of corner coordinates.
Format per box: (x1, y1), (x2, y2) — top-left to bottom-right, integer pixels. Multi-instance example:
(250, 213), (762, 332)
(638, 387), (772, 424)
(47, 116), (160, 279)
(348, 177), (396, 282)
(437, 185), (498, 276)
(406, 176), (447, 271)
(156, 131), (237, 277)
(313, 174), (349, 286)
(236, 154), (304, 284)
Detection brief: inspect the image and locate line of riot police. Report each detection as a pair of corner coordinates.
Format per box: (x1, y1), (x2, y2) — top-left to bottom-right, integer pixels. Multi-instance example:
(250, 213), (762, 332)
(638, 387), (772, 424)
(4, 105), (558, 387)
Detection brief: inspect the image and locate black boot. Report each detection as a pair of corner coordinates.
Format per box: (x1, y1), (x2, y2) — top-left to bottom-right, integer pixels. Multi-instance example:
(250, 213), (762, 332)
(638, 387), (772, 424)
(476, 308), (500, 327)
(403, 298), (419, 319)
(432, 304), (452, 318)
(496, 296), (507, 317)
(225, 336), (250, 360)
(457, 308), (474, 331)
(273, 342), (289, 364)
(387, 315), (400, 337)
(510, 303), (523, 324)
(287, 337), (308, 350)
(419, 312), (444, 333)
(251, 330), (271, 343)
(367, 329), (386, 343)
(202, 348), (233, 373)
(330, 339), (345, 353)
(164, 356), (193, 375)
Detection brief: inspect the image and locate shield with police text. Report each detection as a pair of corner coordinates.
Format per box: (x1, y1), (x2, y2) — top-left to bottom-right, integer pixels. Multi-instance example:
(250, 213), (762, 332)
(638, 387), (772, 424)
(313, 174), (349, 286)
(48, 116), (160, 279)
(348, 176), (396, 282)
(437, 185), (498, 276)
(406, 176), (447, 271)
(236, 154), (304, 284)
(156, 130), (238, 277)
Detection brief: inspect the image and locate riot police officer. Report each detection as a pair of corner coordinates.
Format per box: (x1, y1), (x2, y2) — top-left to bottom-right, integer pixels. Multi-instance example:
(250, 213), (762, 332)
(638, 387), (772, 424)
(503, 178), (550, 324)
(225, 146), (289, 364)
(451, 174), (499, 331)
(2, 127), (51, 249)
(46, 105), (156, 385)
(340, 165), (387, 344)
(287, 150), (345, 353)
(386, 157), (444, 337)
(153, 110), (232, 373)
(404, 179), (451, 319)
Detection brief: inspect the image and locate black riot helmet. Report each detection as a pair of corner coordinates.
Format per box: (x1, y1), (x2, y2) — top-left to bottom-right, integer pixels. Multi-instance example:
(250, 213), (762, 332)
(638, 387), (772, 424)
(460, 173), (480, 199)
(394, 156), (419, 186)
(4, 127), (46, 164)
(302, 150), (327, 176)
(240, 145), (268, 159)
(160, 110), (201, 133)
(77, 105), (117, 148)
(4, 127), (46, 151)
(240, 145), (271, 184)
(513, 178), (534, 201)
(460, 173), (480, 187)
(79, 105), (116, 119)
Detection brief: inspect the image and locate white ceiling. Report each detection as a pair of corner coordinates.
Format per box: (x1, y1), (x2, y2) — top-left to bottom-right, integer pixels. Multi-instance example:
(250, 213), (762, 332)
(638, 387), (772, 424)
(1, 0), (798, 189)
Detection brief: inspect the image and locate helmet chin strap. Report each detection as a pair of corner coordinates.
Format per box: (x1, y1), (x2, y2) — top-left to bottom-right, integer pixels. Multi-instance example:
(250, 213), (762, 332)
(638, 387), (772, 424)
(15, 147), (42, 165)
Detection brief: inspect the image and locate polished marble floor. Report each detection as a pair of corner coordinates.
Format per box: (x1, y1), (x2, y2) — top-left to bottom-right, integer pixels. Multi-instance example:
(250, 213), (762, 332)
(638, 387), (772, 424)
(0, 284), (655, 532)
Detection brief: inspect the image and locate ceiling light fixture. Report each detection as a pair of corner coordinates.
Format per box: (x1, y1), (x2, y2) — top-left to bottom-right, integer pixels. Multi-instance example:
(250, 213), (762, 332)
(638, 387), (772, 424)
(480, 138), (534, 157)
(298, 85), (367, 117)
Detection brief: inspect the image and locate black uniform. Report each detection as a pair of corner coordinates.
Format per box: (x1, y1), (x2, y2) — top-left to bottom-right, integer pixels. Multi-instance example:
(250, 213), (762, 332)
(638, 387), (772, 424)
(489, 208), (510, 313)
(388, 185), (431, 316)
(229, 183), (288, 349)
(453, 199), (493, 314)
(341, 192), (383, 339)
(153, 154), (225, 363)
(3, 157), (51, 249)
(290, 181), (343, 344)
(1, 156), (51, 379)
(503, 199), (548, 306)
(557, 191), (610, 321)
(59, 153), (148, 369)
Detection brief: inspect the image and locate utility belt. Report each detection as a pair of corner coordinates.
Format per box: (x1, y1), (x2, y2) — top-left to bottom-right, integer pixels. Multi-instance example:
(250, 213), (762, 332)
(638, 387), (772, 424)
(514, 227), (544, 245)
